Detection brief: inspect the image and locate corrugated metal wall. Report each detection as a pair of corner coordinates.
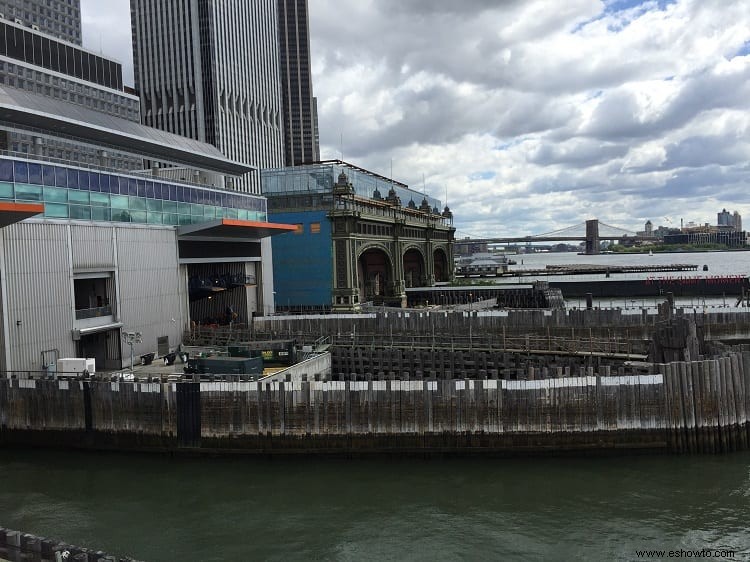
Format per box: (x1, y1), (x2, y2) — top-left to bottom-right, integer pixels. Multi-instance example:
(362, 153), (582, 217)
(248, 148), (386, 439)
(246, 262), (258, 316)
(71, 225), (115, 270)
(188, 262), (251, 325)
(3, 222), (76, 371)
(116, 225), (186, 365)
(190, 287), (248, 326)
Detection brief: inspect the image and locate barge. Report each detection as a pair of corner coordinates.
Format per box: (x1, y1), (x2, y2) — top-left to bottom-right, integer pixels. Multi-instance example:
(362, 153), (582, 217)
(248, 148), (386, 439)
(549, 275), (749, 298)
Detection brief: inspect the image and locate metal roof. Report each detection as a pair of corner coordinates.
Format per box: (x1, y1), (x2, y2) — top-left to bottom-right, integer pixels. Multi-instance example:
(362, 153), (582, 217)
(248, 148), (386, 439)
(177, 218), (298, 239)
(0, 201), (44, 227)
(0, 86), (255, 176)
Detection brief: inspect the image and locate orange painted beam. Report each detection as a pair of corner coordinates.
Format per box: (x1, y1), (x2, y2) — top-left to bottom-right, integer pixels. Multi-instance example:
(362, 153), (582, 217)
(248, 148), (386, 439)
(0, 202), (44, 214)
(221, 219), (298, 232)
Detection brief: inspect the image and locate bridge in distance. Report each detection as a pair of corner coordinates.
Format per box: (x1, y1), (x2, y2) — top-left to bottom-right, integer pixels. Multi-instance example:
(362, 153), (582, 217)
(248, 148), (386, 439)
(463, 219), (649, 255)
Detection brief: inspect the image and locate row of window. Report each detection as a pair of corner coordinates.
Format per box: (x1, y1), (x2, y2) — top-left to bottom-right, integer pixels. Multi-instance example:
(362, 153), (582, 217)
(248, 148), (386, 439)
(262, 165), (443, 210)
(0, 6), (80, 43)
(0, 59), (139, 121)
(0, 159), (267, 212)
(293, 222), (320, 234)
(0, 182), (265, 225)
(357, 223), (393, 237)
(9, 136), (140, 171)
(0, 21), (121, 89)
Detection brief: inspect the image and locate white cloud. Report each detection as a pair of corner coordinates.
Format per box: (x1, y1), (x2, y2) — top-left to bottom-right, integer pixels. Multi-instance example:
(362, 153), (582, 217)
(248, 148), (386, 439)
(80, 1), (750, 237)
(310, 0), (750, 236)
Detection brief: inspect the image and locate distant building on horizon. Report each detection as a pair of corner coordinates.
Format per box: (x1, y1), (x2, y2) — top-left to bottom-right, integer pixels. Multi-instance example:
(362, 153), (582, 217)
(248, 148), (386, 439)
(637, 220), (654, 238)
(718, 208), (742, 231)
(277, 0), (319, 166)
(130, 0), (285, 194)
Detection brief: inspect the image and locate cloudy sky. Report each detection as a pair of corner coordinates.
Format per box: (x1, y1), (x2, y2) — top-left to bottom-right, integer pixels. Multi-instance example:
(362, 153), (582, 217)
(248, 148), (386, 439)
(80, 0), (750, 238)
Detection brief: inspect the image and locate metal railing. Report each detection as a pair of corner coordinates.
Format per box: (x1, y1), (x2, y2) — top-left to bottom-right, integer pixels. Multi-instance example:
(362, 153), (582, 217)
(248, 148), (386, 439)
(74, 305), (113, 320)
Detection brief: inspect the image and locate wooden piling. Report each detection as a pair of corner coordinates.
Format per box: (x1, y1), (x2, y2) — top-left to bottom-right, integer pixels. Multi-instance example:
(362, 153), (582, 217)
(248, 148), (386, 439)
(707, 359), (721, 454)
(730, 352), (747, 451)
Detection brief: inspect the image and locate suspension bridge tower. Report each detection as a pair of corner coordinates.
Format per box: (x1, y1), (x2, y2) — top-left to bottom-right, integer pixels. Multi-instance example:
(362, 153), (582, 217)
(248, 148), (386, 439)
(585, 219), (600, 255)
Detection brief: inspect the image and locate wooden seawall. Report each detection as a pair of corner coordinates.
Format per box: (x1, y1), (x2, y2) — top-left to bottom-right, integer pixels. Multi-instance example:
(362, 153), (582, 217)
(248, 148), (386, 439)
(1, 351), (748, 455)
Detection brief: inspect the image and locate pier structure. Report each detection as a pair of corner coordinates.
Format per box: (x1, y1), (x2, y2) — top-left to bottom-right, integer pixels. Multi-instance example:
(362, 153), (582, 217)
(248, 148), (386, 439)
(3, 307), (750, 456)
(1, 347), (748, 456)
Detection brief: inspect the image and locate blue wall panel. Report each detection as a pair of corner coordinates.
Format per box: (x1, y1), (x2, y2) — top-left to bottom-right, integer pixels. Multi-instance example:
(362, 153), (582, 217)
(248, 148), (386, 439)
(269, 210), (332, 308)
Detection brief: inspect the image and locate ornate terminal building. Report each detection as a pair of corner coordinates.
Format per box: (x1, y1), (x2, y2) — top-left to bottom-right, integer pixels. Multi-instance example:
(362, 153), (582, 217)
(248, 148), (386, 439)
(262, 161), (455, 312)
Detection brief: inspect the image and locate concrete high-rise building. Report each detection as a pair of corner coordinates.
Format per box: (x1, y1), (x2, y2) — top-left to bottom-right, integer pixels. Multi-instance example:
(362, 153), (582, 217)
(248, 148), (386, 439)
(718, 208), (742, 231)
(130, 0), (285, 194)
(0, 0), (81, 44)
(278, 0), (319, 166)
(0, 9), (141, 169)
(718, 208), (732, 227)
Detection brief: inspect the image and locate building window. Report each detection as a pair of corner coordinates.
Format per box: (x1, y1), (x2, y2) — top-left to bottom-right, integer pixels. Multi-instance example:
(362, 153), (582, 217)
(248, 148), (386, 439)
(310, 222), (321, 234)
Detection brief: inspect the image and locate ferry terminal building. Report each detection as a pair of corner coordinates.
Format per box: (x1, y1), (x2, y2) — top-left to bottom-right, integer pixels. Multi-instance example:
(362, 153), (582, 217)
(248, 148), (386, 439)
(262, 161), (455, 312)
(0, 86), (294, 372)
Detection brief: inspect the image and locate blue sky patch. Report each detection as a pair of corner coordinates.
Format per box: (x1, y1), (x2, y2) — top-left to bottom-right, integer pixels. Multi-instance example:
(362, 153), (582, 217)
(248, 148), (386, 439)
(574, 0), (676, 34)
(733, 40), (750, 58)
(469, 171), (497, 181)
(603, 0), (676, 14)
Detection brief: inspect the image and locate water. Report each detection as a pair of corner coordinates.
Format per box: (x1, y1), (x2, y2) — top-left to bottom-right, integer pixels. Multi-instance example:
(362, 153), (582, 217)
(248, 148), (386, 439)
(1, 449), (749, 561)
(4, 251), (750, 561)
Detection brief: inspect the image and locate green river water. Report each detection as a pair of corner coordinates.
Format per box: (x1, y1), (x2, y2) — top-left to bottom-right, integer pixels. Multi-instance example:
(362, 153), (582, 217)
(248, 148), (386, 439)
(0, 449), (748, 561)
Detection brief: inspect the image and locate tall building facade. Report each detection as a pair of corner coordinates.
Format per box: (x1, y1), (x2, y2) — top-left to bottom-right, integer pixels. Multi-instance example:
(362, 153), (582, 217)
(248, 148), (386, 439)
(277, 0), (319, 166)
(0, 8), (141, 169)
(0, 0), (81, 44)
(130, 0), (285, 194)
(262, 161), (454, 312)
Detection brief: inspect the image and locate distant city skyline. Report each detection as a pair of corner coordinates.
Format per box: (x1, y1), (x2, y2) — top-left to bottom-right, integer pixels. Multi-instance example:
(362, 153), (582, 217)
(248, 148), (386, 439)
(80, 0), (750, 236)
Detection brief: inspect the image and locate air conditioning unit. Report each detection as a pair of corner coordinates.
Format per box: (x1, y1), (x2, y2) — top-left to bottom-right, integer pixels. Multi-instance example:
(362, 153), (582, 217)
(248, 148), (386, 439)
(14, 17), (22, 25)
(0, 13), (5, 20)
(31, 24), (39, 31)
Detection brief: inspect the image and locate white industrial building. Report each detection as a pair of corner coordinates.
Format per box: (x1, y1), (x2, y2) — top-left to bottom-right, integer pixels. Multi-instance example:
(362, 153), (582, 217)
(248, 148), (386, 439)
(0, 85), (294, 373)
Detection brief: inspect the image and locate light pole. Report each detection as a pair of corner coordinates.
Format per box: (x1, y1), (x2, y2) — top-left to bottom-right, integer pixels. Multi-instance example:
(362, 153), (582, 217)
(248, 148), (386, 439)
(122, 331), (142, 371)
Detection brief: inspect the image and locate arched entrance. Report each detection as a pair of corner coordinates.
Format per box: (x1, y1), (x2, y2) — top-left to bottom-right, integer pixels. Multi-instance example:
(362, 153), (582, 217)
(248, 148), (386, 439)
(403, 248), (425, 288)
(433, 248), (449, 282)
(358, 248), (392, 304)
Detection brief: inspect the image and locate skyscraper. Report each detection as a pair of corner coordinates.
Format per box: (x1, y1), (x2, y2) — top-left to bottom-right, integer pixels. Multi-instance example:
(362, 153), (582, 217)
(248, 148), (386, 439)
(278, 0), (319, 166)
(0, 0), (81, 44)
(130, 0), (285, 193)
(718, 208), (742, 231)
